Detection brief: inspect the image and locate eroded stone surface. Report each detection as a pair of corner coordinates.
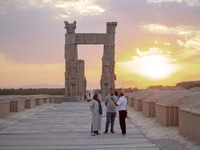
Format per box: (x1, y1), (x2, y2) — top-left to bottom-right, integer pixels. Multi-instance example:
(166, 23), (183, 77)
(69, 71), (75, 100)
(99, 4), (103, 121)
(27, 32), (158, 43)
(64, 21), (117, 101)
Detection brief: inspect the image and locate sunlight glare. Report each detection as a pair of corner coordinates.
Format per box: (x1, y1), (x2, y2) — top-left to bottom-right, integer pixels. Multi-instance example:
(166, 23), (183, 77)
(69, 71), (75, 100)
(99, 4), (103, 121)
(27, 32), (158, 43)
(137, 55), (174, 79)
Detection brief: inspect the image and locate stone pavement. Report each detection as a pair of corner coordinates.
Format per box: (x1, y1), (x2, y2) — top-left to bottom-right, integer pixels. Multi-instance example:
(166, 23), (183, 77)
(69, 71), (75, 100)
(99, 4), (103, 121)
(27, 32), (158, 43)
(0, 102), (159, 150)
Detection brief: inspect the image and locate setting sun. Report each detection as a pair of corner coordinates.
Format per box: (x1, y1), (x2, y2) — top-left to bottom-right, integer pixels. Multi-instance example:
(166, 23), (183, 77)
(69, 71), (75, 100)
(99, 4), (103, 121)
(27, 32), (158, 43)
(137, 55), (176, 79)
(117, 48), (180, 82)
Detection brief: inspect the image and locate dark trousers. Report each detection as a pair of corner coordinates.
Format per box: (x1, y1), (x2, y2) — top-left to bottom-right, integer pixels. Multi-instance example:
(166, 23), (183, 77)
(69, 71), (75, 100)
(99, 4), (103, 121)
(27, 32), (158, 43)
(119, 110), (127, 135)
(105, 112), (116, 132)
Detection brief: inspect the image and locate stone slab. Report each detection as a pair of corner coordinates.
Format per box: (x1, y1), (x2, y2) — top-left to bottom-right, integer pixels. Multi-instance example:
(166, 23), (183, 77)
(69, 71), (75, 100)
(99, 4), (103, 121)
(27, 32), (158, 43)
(179, 108), (200, 143)
(36, 98), (44, 105)
(128, 98), (134, 107)
(142, 101), (156, 117)
(49, 98), (54, 103)
(134, 99), (143, 111)
(53, 97), (65, 104)
(43, 98), (50, 103)
(75, 33), (108, 44)
(156, 104), (179, 126)
(25, 99), (36, 109)
(0, 101), (10, 118)
(66, 96), (80, 102)
(10, 100), (25, 112)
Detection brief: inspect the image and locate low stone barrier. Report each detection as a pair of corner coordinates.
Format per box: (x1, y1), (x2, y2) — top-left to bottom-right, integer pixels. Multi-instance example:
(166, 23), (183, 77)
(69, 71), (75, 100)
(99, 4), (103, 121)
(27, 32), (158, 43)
(49, 97), (54, 103)
(0, 101), (10, 118)
(128, 97), (134, 107)
(142, 101), (156, 117)
(36, 98), (44, 105)
(156, 104), (179, 126)
(0, 95), (65, 118)
(179, 108), (200, 143)
(125, 96), (129, 105)
(53, 96), (65, 103)
(134, 99), (143, 111)
(10, 99), (25, 112)
(25, 99), (36, 109)
(43, 98), (50, 103)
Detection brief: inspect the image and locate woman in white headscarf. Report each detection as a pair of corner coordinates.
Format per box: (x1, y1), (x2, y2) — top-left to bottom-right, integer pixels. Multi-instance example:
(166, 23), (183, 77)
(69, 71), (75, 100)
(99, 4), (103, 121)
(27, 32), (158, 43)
(90, 93), (102, 136)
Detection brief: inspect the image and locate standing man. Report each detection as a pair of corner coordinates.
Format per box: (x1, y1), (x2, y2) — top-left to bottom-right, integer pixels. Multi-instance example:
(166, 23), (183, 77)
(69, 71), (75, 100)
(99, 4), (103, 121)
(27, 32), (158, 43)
(104, 88), (118, 134)
(111, 91), (127, 136)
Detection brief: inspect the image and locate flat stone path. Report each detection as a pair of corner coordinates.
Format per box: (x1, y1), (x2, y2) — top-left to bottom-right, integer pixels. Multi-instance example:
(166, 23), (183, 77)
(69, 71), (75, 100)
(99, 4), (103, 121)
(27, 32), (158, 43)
(0, 102), (159, 150)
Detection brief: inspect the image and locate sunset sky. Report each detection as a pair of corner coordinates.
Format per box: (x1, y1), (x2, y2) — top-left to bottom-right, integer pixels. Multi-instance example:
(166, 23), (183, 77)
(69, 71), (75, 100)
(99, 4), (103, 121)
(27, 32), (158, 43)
(0, 0), (200, 89)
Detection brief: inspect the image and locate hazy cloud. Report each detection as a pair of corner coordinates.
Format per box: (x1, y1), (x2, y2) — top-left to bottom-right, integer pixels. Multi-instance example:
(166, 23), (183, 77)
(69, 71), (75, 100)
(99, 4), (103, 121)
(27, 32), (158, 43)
(0, 0), (105, 19)
(147, 0), (200, 7)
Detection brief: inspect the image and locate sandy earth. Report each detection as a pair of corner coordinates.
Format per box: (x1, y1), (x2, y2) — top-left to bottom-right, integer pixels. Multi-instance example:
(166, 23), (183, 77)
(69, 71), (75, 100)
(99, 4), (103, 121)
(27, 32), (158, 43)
(127, 87), (200, 110)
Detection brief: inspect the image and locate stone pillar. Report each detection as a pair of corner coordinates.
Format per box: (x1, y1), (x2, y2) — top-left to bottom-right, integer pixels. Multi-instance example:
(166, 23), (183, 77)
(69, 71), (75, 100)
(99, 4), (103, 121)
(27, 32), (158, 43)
(78, 60), (87, 99)
(101, 22), (117, 101)
(64, 21), (79, 100)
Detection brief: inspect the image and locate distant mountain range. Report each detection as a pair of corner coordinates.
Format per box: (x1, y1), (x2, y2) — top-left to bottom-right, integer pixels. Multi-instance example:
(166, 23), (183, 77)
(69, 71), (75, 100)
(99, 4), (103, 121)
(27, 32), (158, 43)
(0, 82), (100, 90)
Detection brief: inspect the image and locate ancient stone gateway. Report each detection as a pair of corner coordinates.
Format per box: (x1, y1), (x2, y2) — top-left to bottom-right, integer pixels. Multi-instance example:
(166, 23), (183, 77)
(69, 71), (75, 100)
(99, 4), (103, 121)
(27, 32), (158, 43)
(64, 21), (117, 101)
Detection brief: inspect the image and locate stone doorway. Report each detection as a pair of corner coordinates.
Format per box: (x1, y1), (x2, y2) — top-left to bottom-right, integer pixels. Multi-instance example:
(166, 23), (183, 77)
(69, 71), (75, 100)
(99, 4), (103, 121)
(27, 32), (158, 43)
(64, 21), (117, 101)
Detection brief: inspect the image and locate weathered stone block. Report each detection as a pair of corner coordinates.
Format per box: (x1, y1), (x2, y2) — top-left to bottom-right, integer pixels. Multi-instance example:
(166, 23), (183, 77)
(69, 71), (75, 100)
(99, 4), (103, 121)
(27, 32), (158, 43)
(0, 101), (10, 118)
(36, 98), (44, 105)
(65, 34), (75, 44)
(25, 99), (36, 109)
(142, 101), (156, 117)
(134, 99), (143, 111)
(107, 34), (115, 46)
(128, 98), (134, 107)
(43, 98), (50, 103)
(49, 98), (54, 103)
(66, 96), (80, 102)
(75, 34), (108, 44)
(10, 100), (25, 112)
(179, 108), (200, 143)
(125, 95), (129, 104)
(54, 96), (65, 103)
(156, 104), (179, 126)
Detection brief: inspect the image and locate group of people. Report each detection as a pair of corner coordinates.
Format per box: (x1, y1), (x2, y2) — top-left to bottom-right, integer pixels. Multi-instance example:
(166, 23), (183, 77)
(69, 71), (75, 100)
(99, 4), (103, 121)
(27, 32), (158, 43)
(90, 88), (127, 136)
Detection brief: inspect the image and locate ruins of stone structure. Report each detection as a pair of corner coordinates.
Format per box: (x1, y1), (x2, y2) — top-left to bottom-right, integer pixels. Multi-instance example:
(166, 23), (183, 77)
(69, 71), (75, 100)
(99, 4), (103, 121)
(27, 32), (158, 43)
(78, 60), (87, 99)
(64, 21), (117, 101)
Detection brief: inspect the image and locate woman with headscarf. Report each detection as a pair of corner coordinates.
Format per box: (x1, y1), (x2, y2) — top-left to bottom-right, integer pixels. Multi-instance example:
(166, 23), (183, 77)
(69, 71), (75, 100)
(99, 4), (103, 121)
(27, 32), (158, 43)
(90, 93), (102, 136)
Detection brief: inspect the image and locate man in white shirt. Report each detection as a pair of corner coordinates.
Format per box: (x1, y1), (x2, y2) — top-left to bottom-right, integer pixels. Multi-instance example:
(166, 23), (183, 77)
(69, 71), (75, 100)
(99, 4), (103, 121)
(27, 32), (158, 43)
(111, 91), (127, 136)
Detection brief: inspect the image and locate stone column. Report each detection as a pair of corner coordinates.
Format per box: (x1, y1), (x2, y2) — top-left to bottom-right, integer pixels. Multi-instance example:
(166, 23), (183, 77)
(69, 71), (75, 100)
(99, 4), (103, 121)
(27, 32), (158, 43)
(101, 22), (117, 101)
(78, 60), (87, 99)
(64, 21), (79, 100)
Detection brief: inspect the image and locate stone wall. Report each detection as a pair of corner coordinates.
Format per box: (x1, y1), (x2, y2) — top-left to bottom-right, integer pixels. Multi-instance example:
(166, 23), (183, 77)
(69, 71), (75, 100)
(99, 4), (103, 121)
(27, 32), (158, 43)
(156, 104), (179, 126)
(36, 98), (44, 105)
(134, 99), (143, 111)
(128, 98), (134, 107)
(179, 108), (200, 143)
(142, 101), (156, 117)
(10, 99), (25, 112)
(0, 101), (10, 118)
(0, 95), (66, 118)
(125, 87), (200, 143)
(25, 99), (36, 109)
